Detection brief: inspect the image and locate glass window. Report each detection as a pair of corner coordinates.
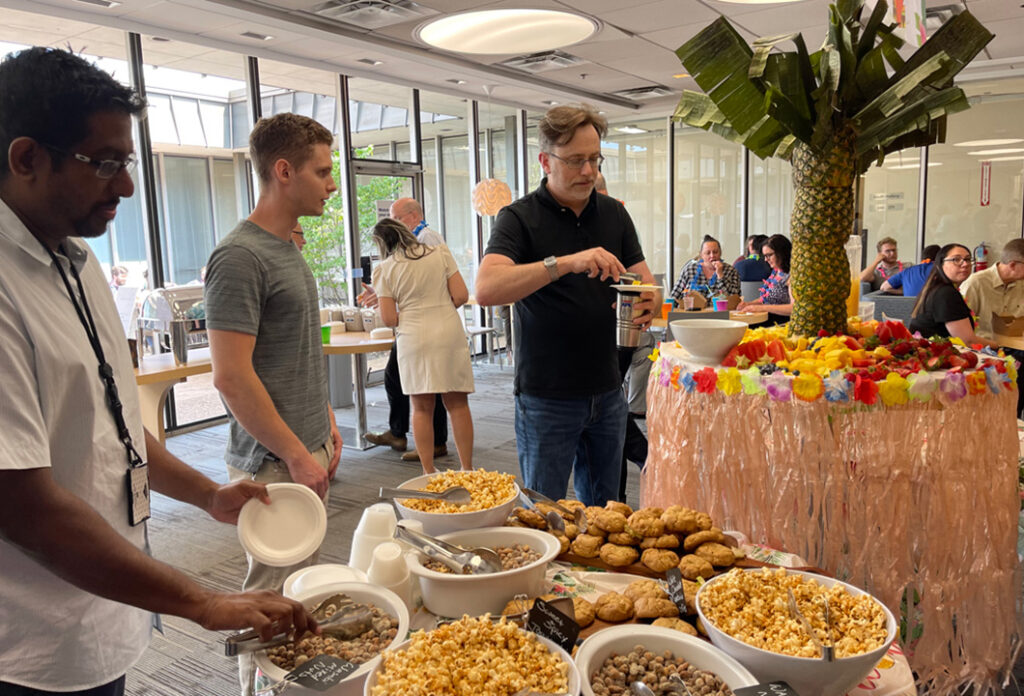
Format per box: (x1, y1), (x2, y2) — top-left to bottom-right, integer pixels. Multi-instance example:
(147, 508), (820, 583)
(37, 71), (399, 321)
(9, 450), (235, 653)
(348, 78), (414, 161)
(421, 138), (441, 232)
(171, 96), (206, 146)
(749, 156), (795, 243)
(420, 89), (471, 241)
(163, 156), (215, 284)
(861, 152), (921, 265)
(442, 135), (473, 285)
(211, 159), (239, 240)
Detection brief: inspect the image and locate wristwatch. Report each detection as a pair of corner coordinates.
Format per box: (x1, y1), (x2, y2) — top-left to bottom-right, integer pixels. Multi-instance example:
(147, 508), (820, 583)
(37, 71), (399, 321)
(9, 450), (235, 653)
(543, 255), (559, 282)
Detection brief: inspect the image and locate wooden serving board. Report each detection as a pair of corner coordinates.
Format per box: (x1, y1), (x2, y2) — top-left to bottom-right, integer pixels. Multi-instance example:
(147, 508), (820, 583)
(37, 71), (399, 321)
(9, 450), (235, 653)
(555, 552), (828, 578)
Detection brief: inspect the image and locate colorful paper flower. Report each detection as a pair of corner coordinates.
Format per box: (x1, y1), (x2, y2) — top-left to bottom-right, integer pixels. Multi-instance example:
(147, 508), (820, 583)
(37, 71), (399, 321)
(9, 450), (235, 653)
(877, 372), (910, 406)
(939, 372), (967, 403)
(670, 365), (682, 390)
(741, 367), (766, 395)
(824, 370), (850, 402)
(717, 367), (742, 396)
(647, 347), (660, 363)
(764, 372), (792, 402)
(1006, 356), (1019, 383)
(853, 375), (878, 405)
(658, 359), (672, 387)
(694, 367), (718, 394)
(966, 371), (988, 396)
(792, 372), (824, 402)
(984, 364), (1009, 393)
(681, 370), (696, 393)
(906, 372), (936, 402)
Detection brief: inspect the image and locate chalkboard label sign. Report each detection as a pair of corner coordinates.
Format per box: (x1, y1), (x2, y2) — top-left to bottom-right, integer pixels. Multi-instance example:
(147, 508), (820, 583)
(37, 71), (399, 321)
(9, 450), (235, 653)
(665, 567), (689, 615)
(735, 681), (801, 696)
(526, 597), (580, 653)
(283, 654), (359, 692)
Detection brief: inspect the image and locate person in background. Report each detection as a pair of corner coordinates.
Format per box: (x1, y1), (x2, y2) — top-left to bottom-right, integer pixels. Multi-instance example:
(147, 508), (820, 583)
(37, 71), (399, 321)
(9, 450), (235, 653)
(204, 113), (343, 695)
(290, 223), (306, 251)
(371, 217), (474, 474)
(733, 234), (771, 283)
(359, 197), (449, 463)
(879, 244), (940, 296)
(670, 235), (741, 305)
(0, 47), (314, 696)
(475, 103), (656, 506)
(908, 242), (998, 348)
(109, 263), (128, 289)
(960, 238), (1024, 416)
(737, 234), (793, 320)
(860, 236), (904, 291)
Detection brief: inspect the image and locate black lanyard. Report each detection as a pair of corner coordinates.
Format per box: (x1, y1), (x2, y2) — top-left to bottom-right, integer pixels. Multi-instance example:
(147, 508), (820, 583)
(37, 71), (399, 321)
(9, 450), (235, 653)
(43, 243), (144, 470)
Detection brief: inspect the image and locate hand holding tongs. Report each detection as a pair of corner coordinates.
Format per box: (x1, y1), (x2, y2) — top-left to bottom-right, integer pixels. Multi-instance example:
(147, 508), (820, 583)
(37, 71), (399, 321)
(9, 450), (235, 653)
(224, 592), (372, 657)
(786, 589), (835, 662)
(519, 487), (588, 534)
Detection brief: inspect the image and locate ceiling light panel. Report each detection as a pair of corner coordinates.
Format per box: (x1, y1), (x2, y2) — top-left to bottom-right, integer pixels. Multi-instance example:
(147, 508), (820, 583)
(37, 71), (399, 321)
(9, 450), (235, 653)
(954, 139), (1024, 148)
(417, 10), (599, 55)
(967, 148), (1024, 156)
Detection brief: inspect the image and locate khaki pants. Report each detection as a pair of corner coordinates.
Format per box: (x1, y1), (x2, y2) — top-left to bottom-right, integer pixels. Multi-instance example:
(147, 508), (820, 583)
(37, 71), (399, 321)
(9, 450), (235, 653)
(227, 441), (333, 696)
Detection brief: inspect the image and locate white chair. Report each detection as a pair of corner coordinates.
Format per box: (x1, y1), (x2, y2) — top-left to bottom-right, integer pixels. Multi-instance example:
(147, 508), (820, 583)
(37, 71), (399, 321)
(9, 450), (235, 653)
(462, 305), (497, 364)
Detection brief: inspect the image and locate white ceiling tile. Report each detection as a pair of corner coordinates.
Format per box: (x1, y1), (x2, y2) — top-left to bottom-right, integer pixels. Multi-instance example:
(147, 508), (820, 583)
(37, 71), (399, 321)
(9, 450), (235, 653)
(123, 2), (241, 32)
(964, 0), (1023, 24)
(600, 0), (720, 35)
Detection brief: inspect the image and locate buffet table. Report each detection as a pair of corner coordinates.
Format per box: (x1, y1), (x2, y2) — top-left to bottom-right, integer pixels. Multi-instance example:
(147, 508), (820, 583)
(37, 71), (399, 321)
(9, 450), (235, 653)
(641, 341), (1022, 694)
(134, 332), (393, 446)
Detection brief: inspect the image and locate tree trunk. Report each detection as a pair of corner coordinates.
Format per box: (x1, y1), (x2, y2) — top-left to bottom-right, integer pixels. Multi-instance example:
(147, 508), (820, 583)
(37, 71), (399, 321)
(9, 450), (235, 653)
(787, 130), (856, 337)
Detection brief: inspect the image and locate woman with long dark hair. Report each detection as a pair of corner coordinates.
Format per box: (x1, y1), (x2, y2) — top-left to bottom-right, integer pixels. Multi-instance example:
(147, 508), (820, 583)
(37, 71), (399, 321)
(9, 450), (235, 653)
(909, 242), (998, 346)
(737, 234), (793, 317)
(371, 218), (475, 474)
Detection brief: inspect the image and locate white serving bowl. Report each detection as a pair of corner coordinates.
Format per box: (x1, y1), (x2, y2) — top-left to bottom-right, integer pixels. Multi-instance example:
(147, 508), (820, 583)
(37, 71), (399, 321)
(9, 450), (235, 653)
(391, 472), (519, 537)
(575, 624), (758, 696)
(669, 318), (748, 364)
(696, 568), (897, 696)
(283, 564), (368, 599)
(254, 581), (410, 696)
(363, 629), (581, 696)
(406, 526), (560, 618)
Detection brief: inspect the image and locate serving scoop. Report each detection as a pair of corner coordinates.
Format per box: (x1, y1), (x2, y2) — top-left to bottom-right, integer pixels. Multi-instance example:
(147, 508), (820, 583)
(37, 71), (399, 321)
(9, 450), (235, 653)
(379, 485), (472, 505)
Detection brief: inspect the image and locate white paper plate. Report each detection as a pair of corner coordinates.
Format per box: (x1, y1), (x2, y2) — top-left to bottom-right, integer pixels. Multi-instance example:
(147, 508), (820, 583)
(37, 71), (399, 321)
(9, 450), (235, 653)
(609, 284), (661, 292)
(238, 483), (327, 567)
(283, 564), (368, 599)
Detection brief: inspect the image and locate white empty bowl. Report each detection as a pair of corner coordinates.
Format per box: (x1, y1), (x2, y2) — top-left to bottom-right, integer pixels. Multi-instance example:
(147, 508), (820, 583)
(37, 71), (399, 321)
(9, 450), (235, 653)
(254, 581), (410, 696)
(696, 568), (897, 696)
(406, 526), (560, 617)
(669, 318), (748, 364)
(283, 564), (368, 599)
(391, 473), (519, 537)
(575, 624), (758, 696)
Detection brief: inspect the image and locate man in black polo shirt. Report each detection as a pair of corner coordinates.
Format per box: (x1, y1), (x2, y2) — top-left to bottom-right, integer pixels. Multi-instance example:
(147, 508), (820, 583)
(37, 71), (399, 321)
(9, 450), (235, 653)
(475, 104), (655, 506)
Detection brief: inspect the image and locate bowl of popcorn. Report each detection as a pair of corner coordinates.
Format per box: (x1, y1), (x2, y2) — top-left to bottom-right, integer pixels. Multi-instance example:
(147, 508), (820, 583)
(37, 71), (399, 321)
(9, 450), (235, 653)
(406, 526), (561, 618)
(696, 567), (896, 696)
(254, 582), (410, 696)
(669, 318), (747, 364)
(363, 615), (580, 696)
(575, 624), (758, 696)
(391, 470), (519, 536)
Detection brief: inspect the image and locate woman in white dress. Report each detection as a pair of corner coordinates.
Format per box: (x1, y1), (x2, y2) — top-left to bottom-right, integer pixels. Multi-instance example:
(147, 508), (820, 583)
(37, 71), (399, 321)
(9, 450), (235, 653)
(372, 218), (475, 474)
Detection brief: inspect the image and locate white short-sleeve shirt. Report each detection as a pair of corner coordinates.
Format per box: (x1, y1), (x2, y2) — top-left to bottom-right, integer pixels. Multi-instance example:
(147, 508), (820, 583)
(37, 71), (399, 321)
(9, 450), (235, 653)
(0, 199), (151, 690)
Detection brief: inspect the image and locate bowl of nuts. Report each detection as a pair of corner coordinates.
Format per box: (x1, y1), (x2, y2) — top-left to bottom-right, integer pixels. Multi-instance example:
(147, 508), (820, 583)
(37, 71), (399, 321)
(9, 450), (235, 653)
(575, 624), (757, 695)
(364, 615), (580, 695)
(406, 526), (561, 618)
(391, 470), (519, 537)
(253, 582), (410, 696)
(696, 568), (896, 696)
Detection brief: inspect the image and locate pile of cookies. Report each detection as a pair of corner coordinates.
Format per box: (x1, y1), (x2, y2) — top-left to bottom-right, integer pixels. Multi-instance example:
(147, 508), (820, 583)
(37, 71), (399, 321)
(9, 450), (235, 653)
(507, 500), (742, 581)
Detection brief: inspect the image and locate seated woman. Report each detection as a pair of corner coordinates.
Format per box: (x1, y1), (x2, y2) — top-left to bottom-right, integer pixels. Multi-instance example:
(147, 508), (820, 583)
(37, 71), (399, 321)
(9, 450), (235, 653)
(670, 235), (741, 305)
(737, 234), (793, 321)
(908, 243), (998, 347)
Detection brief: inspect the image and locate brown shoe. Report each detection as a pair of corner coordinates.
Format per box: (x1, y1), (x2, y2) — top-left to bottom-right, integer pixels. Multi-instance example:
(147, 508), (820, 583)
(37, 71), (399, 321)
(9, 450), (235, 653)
(365, 431), (408, 451)
(401, 445), (448, 462)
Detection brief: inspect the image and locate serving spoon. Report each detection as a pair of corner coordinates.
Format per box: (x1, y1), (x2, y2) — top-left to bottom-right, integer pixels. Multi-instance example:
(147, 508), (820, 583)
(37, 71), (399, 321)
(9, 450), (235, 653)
(393, 524), (502, 574)
(378, 485), (472, 505)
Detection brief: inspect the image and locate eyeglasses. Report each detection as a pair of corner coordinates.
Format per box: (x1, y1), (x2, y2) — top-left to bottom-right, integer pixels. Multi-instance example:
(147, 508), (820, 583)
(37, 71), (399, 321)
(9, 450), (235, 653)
(40, 143), (136, 179)
(546, 152), (605, 170)
(764, 252), (776, 259)
(943, 256), (972, 266)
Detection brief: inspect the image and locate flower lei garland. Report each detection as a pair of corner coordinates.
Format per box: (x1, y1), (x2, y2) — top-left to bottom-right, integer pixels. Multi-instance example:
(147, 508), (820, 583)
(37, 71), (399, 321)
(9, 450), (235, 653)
(650, 320), (1018, 407)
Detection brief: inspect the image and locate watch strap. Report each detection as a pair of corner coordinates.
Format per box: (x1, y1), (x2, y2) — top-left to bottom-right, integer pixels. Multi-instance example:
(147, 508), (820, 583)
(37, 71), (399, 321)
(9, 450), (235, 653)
(544, 256), (559, 282)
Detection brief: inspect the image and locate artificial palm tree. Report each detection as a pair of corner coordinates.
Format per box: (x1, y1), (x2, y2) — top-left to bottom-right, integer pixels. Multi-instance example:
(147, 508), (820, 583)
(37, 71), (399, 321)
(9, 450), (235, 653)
(674, 0), (992, 336)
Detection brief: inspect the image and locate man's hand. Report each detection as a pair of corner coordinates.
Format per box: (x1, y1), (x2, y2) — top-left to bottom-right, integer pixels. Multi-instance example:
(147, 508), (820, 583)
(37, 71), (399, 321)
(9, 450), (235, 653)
(287, 451), (330, 499)
(564, 247), (626, 282)
(327, 418), (343, 480)
(632, 291), (658, 331)
(207, 480), (270, 524)
(194, 589), (319, 642)
(357, 283), (379, 309)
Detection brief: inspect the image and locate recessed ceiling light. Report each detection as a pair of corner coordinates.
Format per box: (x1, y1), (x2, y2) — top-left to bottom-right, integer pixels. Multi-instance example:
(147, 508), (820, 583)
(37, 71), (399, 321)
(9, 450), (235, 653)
(240, 31), (274, 41)
(887, 162), (942, 169)
(954, 138), (1024, 147)
(542, 100), (559, 106)
(72, 0), (121, 7)
(416, 9), (598, 55)
(150, 36), (171, 42)
(357, 58), (383, 66)
(615, 125), (648, 134)
(988, 156), (1024, 162)
(673, 73), (690, 79)
(446, 79), (467, 85)
(967, 148), (1024, 156)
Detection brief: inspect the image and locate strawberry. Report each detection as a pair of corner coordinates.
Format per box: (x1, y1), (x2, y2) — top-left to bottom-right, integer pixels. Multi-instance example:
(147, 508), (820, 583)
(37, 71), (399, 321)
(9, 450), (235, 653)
(962, 352), (979, 368)
(889, 340), (913, 356)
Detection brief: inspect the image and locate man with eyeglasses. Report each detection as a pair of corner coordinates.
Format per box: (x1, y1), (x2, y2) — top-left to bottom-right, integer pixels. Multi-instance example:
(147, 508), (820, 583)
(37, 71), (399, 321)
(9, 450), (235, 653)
(476, 104), (656, 506)
(0, 47), (314, 696)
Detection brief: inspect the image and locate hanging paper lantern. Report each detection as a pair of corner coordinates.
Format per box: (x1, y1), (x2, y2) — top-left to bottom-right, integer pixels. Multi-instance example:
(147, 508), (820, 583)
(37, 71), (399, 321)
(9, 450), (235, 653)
(472, 178), (512, 216)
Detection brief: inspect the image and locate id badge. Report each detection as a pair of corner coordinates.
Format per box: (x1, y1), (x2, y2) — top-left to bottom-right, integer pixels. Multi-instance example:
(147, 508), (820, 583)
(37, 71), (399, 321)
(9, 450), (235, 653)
(126, 464), (151, 526)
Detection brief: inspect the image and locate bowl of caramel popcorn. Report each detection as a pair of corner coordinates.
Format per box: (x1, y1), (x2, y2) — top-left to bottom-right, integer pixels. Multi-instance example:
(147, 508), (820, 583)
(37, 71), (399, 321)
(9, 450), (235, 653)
(696, 567), (896, 696)
(391, 470), (519, 536)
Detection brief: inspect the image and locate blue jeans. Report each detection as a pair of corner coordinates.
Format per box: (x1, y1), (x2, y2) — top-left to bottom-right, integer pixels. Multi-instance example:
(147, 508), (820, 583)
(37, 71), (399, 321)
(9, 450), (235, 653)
(514, 388), (627, 506)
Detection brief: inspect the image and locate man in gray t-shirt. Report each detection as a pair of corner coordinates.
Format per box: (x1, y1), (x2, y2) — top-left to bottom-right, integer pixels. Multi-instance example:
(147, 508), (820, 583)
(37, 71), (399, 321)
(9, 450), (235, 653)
(204, 113), (343, 696)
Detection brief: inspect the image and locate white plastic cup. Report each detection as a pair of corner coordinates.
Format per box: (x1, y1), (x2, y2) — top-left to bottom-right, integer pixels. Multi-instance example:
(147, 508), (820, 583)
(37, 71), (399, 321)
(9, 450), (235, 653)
(367, 542), (409, 586)
(349, 503), (397, 573)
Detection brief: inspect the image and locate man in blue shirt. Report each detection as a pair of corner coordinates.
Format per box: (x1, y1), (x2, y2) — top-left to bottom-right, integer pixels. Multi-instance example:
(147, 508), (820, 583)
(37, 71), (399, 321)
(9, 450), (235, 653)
(880, 245), (940, 296)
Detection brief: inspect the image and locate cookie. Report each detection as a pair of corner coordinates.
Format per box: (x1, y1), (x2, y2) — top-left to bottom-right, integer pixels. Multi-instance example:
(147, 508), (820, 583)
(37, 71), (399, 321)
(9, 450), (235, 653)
(677, 554), (714, 581)
(682, 528), (726, 552)
(604, 500), (633, 517)
(694, 512), (713, 531)
(513, 507), (548, 530)
(607, 531), (639, 546)
(623, 578), (667, 603)
(661, 505), (700, 535)
(694, 541), (735, 567)
(572, 596), (595, 628)
(563, 522), (579, 540)
(501, 593), (557, 615)
(595, 592), (634, 622)
(634, 596), (680, 619)
(599, 542), (639, 567)
(570, 533), (604, 558)
(552, 531), (570, 555)
(557, 499), (586, 515)
(653, 617), (698, 636)
(593, 509), (628, 534)
(641, 548), (679, 573)
(681, 579), (699, 614)
(626, 510), (665, 538)
(639, 533), (680, 549)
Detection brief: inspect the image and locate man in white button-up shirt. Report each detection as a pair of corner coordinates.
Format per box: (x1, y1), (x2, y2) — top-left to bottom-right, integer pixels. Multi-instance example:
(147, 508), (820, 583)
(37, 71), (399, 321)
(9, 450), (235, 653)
(0, 48), (315, 696)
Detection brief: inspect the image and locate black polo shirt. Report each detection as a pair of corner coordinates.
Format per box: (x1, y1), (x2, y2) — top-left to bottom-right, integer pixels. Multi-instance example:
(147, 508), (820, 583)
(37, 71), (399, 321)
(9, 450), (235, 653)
(485, 179), (645, 398)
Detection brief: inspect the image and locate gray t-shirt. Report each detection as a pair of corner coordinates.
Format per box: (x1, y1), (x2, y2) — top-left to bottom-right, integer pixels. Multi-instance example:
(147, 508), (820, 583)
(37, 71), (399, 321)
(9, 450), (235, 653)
(204, 220), (329, 472)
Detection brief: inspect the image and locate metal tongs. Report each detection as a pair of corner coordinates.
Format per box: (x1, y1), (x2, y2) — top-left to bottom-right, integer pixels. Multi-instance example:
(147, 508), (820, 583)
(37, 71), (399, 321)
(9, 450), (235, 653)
(394, 524), (502, 574)
(518, 487), (588, 534)
(786, 589), (835, 662)
(224, 592), (372, 657)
